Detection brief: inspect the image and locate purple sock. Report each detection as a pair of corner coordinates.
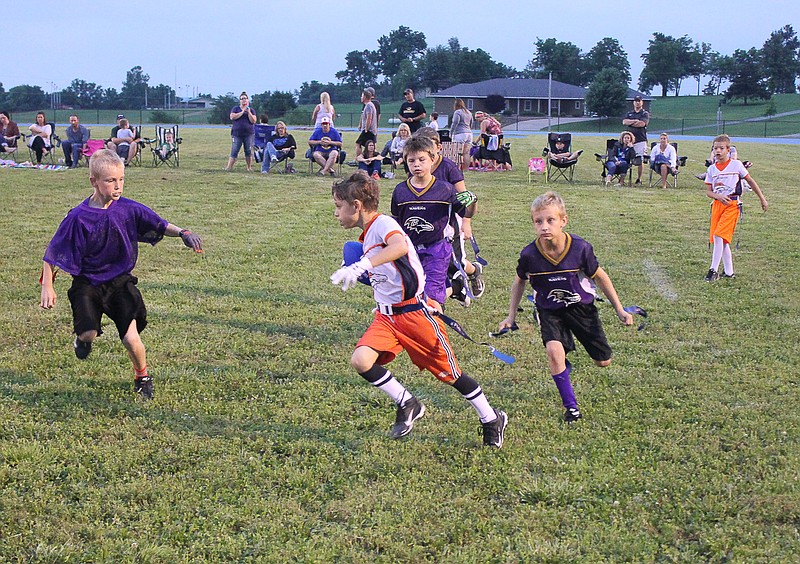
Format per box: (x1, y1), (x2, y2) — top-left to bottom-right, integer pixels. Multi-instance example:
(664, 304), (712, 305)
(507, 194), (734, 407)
(551, 360), (577, 409)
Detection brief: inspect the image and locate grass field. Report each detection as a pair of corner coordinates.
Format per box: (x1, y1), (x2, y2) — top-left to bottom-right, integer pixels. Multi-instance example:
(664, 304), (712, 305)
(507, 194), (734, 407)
(1, 129), (799, 561)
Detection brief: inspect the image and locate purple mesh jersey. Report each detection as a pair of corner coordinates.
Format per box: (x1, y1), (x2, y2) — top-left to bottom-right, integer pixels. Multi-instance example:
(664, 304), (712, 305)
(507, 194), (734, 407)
(390, 176), (465, 248)
(516, 233), (600, 311)
(43, 197), (168, 285)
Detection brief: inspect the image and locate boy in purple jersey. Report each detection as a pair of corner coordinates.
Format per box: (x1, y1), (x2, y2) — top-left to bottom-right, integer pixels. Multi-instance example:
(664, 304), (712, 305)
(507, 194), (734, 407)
(390, 136), (476, 310)
(39, 149), (203, 400)
(497, 192), (633, 422)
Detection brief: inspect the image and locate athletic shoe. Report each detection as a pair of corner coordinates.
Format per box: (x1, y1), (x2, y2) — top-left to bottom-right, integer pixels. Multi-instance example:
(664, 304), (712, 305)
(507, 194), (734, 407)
(134, 376), (154, 400)
(390, 397), (425, 439)
(450, 275), (471, 307)
(482, 409), (508, 448)
(721, 272), (736, 279)
(704, 268), (720, 282)
(371, 172), (381, 180)
(564, 407), (582, 423)
(74, 336), (92, 360)
(468, 263), (485, 299)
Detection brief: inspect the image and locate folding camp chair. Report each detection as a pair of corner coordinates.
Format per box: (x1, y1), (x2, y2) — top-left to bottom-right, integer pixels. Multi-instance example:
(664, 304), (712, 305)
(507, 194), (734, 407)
(80, 139), (106, 166)
(440, 141), (465, 169)
(543, 132), (581, 183)
(596, 139), (636, 186)
(147, 125), (182, 167)
(26, 122), (60, 164)
(527, 157), (546, 183)
(306, 146), (346, 175)
(253, 124), (275, 164)
(647, 141), (687, 188)
(0, 133), (21, 162)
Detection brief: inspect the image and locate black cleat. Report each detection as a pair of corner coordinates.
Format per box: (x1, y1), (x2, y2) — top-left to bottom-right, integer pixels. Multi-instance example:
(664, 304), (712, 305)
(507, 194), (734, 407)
(390, 396), (425, 439)
(721, 272), (736, 279)
(704, 269), (720, 282)
(468, 262), (485, 299)
(482, 409), (508, 448)
(134, 376), (154, 400)
(74, 336), (92, 359)
(564, 407), (582, 423)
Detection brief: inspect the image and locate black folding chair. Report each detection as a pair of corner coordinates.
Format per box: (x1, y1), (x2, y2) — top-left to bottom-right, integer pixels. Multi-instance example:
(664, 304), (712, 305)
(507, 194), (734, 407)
(544, 132), (581, 183)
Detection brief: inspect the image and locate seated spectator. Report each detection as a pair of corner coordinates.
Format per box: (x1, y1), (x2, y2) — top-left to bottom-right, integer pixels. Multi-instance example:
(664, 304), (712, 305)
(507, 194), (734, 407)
(27, 112), (52, 164)
(356, 139), (382, 180)
(308, 116), (342, 176)
(389, 123), (411, 169)
(157, 130), (178, 161)
(62, 114), (90, 168)
(548, 139), (582, 163)
(475, 111), (511, 171)
(261, 121), (297, 173)
(649, 132), (677, 189)
(0, 111), (21, 154)
(605, 131), (636, 185)
(380, 132), (395, 163)
(428, 112), (440, 131)
(107, 114), (140, 164)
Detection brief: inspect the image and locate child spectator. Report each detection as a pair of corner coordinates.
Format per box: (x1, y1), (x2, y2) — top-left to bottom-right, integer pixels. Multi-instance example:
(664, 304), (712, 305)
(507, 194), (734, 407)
(702, 134), (768, 281)
(428, 112), (439, 131)
(356, 139), (382, 180)
(113, 118), (135, 164)
(39, 149), (203, 400)
(497, 191), (633, 422)
(157, 130), (177, 161)
(391, 136), (476, 309)
(329, 171), (507, 446)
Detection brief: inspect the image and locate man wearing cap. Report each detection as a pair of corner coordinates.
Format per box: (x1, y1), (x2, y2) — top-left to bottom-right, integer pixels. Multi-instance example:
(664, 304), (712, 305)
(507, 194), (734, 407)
(107, 114), (141, 164)
(398, 89), (426, 134)
(308, 116), (343, 176)
(622, 95), (650, 184)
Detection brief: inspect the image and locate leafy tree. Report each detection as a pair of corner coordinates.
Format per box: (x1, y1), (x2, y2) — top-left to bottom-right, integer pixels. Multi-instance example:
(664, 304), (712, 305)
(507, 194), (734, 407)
(120, 66), (149, 108)
(583, 38), (631, 85)
(703, 52), (733, 95)
(686, 42), (712, 96)
(639, 33), (695, 96)
(147, 83), (177, 108)
(376, 26), (427, 78)
(6, 85), (47, 111)
(208, 93), (238, 124)
(525, 38), (584, 86)
(485, 94), (506, 113)
(0, 82), (7, 109)
(725, 48), (770, 105)
(761, 25), (800, 94)
(418, 38), (515, 91)
(61, 79), (104, 108)
(335, 50), (379, 86)
(390, 60), (421, 98)
(585, 68), (628, 117)
(102, 88), (122, 109)
(252, 91), (297, 117)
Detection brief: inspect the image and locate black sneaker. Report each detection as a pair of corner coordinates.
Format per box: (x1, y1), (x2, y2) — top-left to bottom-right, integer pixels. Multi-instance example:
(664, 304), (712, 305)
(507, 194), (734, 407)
(564, 407), (582, 423)
(704, 268), (720, 282)
(482, 409), (508, 448)
(468, 263), (485, 299)
(450, 274), (471, 307)
(134, 376), (154, 400)
(721, 272), (736, 279)
(74, 336), (92, 359)
(390, 396), (425, 439)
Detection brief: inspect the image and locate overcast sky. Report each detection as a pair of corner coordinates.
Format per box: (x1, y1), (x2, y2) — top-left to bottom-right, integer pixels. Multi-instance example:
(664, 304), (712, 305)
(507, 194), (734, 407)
(4, 0), (798, 99)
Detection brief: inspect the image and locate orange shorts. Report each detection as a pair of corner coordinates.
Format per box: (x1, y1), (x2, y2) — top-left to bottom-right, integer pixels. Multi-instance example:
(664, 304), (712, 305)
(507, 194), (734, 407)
(357, 300), (461, 383)
(709, 199), (741, 245)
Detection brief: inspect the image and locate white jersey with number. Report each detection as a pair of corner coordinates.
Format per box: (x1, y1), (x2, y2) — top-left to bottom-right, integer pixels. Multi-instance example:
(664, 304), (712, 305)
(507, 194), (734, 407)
(704, 159), (748, 197)
(360, 214), (425, 305)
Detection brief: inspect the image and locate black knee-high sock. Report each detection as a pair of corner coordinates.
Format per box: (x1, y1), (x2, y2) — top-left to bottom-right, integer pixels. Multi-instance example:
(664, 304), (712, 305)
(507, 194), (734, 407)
(359, 364), (408, 405)
(452, 373), (496, 422)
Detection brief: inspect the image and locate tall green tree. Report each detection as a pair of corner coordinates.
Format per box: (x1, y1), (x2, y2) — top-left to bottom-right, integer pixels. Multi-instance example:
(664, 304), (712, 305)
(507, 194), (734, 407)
(252, 90), (297, 117)
(147, 83), (176, 108)
(6, 85), (47, 111)
(102, 88), (121, 109)
(583, 38), (631, 85)
(376, 26), (427, 78)
(525, 38), (584, 86)
(703, 52), (732, 95)
(61, 79), (105, 108)
(208, 93), (238, 124)
(725, 48), (770, 104)
(761, 25), (800, 94)
(335, 50), (379, 87)
(120, 66), (149, 108)
(639, 33), (695, 96)
(585, 68), (629, 117)
(0, 82), (8, 109)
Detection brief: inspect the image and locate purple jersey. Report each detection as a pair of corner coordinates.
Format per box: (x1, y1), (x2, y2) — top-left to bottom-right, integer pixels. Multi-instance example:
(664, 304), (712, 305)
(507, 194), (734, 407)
(431, 155), (464, 186)
(516, 233), (600, 311)
(391, 176), (465, 248)
(44, 197), (168, 285)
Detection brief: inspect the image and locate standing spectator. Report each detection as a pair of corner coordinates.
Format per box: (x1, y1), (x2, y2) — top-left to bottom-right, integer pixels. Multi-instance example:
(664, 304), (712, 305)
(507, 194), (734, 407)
(398, 89), (427, 134)
(0, 111), (20, 155)
(308, 116), (343, 176)
(311, 92), (336, 128)
(366, 87), (381, 128)
(622, 95), (649, 185)
(226, 91), (257, 172)
(428, 112), (439, 131)
(27, 112), (52, 164)
(450, 98), (473, 172)
(355, 88), (378, 159)
(62, 114), (90, 168)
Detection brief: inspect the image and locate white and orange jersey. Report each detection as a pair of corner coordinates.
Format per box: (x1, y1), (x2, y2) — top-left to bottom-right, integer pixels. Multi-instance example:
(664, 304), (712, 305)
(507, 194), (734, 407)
(360, 214), (426, 305)
(704, 159), (748, 198)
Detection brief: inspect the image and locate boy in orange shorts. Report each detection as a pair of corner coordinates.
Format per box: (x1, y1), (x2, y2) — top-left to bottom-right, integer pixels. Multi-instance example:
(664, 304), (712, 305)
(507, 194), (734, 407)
(703, 135), (768, 281)
(330, 171), (507, 447)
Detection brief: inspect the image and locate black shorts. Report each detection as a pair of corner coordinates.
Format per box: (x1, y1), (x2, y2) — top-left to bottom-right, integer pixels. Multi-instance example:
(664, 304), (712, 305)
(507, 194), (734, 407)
(538, 302), (611, 361)
(355, 131), (376, 147)
(67, 274), (147, 339)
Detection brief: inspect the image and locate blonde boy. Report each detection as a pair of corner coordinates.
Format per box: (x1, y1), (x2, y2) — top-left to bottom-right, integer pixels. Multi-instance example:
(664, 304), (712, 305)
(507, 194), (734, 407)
(330, 171), (506, 446)
(40, 149), (203, 399)
(702, 134), (768, 281)
(498, 192), (632, 422)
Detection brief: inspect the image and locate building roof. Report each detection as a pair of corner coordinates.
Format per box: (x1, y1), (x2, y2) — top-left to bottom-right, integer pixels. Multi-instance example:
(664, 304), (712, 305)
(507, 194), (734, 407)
(429, 78), (650, 101)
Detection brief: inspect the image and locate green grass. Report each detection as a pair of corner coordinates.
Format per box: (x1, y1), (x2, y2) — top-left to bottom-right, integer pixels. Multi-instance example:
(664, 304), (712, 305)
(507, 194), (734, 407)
(1, 130), (799, 561)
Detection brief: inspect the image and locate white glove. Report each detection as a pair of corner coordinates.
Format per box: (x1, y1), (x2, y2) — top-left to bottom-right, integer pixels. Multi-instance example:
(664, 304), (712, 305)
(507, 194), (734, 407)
(330, 257), (372, 291)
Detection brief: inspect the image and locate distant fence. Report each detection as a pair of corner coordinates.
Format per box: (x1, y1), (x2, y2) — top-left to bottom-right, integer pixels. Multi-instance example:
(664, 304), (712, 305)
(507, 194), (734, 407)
(9, 108), (213, 126)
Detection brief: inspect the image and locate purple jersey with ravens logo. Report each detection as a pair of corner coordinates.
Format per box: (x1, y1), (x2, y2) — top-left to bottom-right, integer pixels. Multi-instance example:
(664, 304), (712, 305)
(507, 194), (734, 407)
(391, 176), (465, 248)
(516, 233), (600, 311)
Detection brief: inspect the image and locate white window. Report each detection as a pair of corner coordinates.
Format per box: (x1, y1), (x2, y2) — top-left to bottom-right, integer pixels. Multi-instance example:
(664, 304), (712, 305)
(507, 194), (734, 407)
(575, 101), (581, 109)
(467, 99), (474, 110)
(524, 100), (532, 111)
